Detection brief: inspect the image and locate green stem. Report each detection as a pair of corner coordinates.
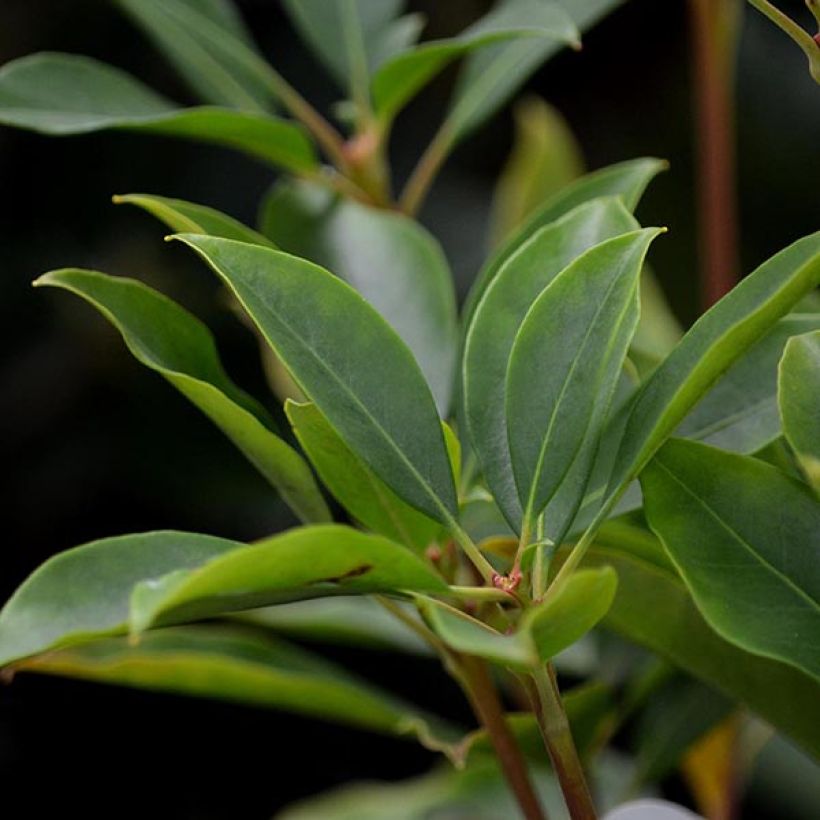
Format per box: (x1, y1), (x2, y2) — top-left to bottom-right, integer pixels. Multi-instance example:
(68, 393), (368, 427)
(529, 666), (597, 820)
(399, 125), (455, 216)
(450, 520), (499, 585)
(375, 595), (448, 652)
(447, 585), (516, 603)
(746, 0), (820, 83)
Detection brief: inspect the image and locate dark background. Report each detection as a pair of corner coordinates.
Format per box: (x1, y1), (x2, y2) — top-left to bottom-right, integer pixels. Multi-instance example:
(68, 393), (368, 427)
(0, 1), (818, 817)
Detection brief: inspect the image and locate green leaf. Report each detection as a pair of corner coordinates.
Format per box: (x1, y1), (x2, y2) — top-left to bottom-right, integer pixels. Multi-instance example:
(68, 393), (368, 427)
(462, 157), (667, 329)
(419, 567), (617, 667)
(18, 625), (450, 742)
(371, 6), (578, 125)
(174, 234), (459, 524)
(260, 180), (458, 414)
(779, 330), (820, 489)
(584, 541), (820, 758)
(676, 315), (820, 453)
(0, 54), (317, 172)
(489, 96), (585, 246)
(35, 269), (330, 524)
(607, 231), (820, 501)
(113, 193), (274, 247)
(286, 400), (440, 551)
(444, 0), (579, 141)
(506, 229), (662, 528)
(641, 438), (820, 682)
(0, 526), (447, 665)
(114, 0), (277, 111)
(464, 197), (639, 529)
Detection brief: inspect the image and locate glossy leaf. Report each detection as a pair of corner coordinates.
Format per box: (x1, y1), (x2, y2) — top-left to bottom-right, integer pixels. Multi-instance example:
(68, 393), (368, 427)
(444, 0), (579, 141)
(260, 179), (458, 414)
(372, 6), (579, 125)
(0, 526), (447, 665)
(286, 400), (440, 551)
(507, 229), (661, 527)
(641, 439), (820, 681)
(489, 96), (584, 245)
(0, 54), (317, 172)
(113, 193), (274, 247)
(19, 625), (448, 741)
(779, 330), (820, 489)
(584, 541), (820, 757)
(115, 0), (277, 111)
(463, 157), (667, 329)
(606, 231), (820, 500)
(419, 567), (617, 667)
(174, 234), (458, 524)
(464, 197), (639, 529)
(676, 315), (820, 453)
(35, 269), (329, 523)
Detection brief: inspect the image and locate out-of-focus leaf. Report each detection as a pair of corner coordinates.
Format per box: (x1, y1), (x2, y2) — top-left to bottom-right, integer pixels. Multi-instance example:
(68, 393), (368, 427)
(260, 180), (458, 414)
(372, 6), (578, 125)
(113, 193), (274, 246)
(606, 232), (820, 502)
(641, 439), (820, 681)
(114, 0), (276, 110)
(584, 540), (820, 757)
(490, 96), (584, 245)
(35, 269), (330, 524)
(0, 526), (448, 665)
(465, 198), (637, 529)
(174, 235), (458, 524)
(631, 267), (684, 370)
(463, 157), (667, 329)
(506, 230), (661, 529)
(779, 330), (820, 489)
(286, 401), (440, 551)
(0, 54), (317, 171)
(18, 625), (451, 743)
(676, 315), (820, 453)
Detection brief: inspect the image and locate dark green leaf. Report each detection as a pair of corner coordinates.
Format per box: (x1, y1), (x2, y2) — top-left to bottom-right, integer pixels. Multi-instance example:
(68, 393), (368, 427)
(260, 180), (458, 414)
(174, 234), (458, 524)
(641, 438), (820, 681)
(779, 330), (820, 489)
(464, 197), (638, 529)
(605, 232), (820, 502)
(113, 193), (274, 246)
(35, 269), (330, 524)
(462, 157), (667, 329)
(286, 400), (440, 551)
(0, 526), (448, 665)
(676, 315), (820, 453)
(507, 229), (661, 528)
(0, 54), (317, 172)
(114, 0), (277, 110)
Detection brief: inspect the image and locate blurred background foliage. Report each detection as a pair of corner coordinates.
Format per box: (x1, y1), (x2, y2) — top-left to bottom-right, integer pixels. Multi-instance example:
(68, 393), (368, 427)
(0, 1), (818, 817)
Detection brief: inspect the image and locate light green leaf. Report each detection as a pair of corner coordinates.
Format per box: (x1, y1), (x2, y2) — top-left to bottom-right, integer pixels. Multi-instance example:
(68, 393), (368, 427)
(677, 315), (820, 453)
(464, 197), (639, 529)
(372, 6), (578, 125)
(35, 269), (329, 523)
(114, 0), (276, 111)
(584, 541), (820, 758)
(18, 625), (450, 743)
(0, 54), (317, 172)
(606, 231), (820, 501)
(463, 157), (667, 329)
(445, 0), (579, 141)
(260, 179), (458, 414)
(489, 96), (584, 246)
(507, 229), (662, 528)
(0, 526), (447, 665)
(641, 438), (820, 681)
(419, 567), (617, 668)
(286, 400), (440, 551)
(779, 330), (820, 489)
(631, 266), (684, 369)
(174, 234), (458, 524)
(113, 193), (274, 247)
